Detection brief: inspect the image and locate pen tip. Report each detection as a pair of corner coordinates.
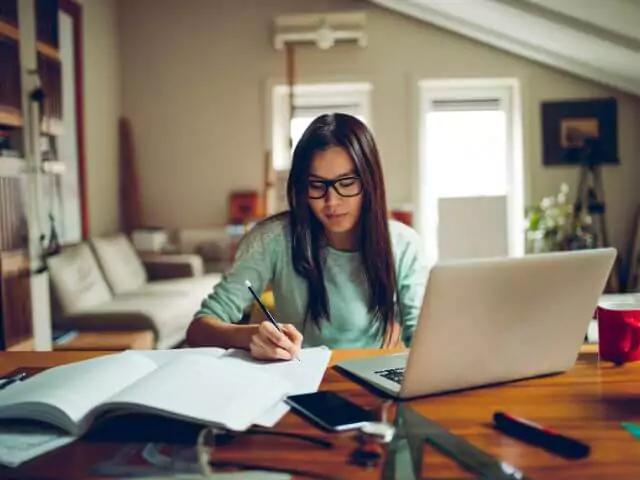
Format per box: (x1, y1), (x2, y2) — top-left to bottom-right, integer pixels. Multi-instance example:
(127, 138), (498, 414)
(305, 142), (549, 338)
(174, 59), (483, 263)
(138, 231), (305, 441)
(244, 280), (252, 288)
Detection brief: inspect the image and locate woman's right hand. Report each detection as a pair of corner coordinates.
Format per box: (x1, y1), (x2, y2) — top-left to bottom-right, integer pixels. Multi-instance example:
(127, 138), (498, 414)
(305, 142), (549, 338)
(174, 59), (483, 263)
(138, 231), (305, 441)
(250, 321), (303, 361)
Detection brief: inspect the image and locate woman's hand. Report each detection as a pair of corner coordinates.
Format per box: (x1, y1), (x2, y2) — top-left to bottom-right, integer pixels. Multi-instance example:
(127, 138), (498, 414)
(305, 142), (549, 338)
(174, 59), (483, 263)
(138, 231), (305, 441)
(250, 321), (303, 361)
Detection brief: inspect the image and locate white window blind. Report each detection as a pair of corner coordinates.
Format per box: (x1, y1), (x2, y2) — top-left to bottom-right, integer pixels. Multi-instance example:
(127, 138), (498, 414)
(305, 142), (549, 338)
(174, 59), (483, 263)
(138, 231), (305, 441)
(426, 96), (507, 198)
(430, 98), (502, 112)
(292, 104), (363, 118)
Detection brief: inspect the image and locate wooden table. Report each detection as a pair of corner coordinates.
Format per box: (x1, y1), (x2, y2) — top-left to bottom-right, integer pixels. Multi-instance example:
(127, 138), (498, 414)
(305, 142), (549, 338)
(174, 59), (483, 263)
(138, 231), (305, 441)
(0, 347), (638, 479)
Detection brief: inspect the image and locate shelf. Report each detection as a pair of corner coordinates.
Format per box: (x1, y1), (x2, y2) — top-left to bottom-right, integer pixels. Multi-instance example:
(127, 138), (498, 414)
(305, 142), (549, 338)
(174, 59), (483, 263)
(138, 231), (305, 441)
(6, 336), (35, 352)
(0, 157), (26, 177)
(0, 158), (66, 176)
(0, 20), (19, 42)
(37, 41), (59, 61)
(0, 110), (22, 128)
(0, 20), (60, 61)
(0, 114), (64, 134)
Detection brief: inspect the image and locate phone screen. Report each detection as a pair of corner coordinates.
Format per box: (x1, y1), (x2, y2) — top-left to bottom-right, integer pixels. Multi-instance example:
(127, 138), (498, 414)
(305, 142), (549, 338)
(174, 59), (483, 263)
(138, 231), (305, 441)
(285, 391), (374, 431)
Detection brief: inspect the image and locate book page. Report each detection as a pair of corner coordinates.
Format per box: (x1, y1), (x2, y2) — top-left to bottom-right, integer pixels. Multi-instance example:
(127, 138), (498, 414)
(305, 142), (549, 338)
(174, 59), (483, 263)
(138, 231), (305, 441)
(98, 354), (292, 432)
(220, 347), (332, 427)
(0, 352), (157, 435)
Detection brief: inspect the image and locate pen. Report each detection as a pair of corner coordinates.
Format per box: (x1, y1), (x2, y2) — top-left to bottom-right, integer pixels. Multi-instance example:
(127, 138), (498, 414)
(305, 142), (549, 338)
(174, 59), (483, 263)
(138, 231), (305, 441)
(245, 280), (300, 362)
(0, 372), (27, 390)
(493, 411), (590, 459)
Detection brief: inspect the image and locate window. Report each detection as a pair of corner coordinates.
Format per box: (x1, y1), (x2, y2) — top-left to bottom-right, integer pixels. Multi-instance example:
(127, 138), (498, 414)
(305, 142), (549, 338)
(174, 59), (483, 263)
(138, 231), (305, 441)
(426, 99), (507, 198)
(271, 83), (372, 171)
(417, 79), (524, 266)
(290, 110), (365, 155)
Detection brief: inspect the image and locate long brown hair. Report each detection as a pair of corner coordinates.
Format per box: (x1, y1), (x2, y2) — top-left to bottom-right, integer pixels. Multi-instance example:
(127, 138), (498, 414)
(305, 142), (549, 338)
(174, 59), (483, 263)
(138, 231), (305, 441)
(286, 113), (397, 341)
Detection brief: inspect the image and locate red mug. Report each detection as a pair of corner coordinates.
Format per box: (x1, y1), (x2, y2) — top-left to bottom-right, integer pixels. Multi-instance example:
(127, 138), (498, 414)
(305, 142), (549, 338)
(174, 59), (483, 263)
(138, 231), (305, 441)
(596, 303), (640, 365)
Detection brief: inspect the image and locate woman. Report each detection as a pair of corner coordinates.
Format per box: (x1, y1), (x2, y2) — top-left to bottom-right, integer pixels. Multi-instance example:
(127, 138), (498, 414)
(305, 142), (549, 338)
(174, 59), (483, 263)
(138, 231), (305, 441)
(187, 113), (427, 361)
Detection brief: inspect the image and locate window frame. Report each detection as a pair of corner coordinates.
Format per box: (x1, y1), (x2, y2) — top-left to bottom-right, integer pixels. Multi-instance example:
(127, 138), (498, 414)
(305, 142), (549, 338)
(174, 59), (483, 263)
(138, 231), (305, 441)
(270, 82), (373, 172)
(416, 78), (525, 265)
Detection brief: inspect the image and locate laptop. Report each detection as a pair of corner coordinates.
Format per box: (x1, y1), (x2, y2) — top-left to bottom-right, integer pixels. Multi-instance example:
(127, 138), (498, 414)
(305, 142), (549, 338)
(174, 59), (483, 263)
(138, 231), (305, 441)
(336, 248), (617, 399)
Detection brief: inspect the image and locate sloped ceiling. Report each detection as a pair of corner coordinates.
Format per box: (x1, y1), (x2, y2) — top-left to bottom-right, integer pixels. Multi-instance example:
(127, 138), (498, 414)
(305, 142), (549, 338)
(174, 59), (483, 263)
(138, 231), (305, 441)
(370, 0), (640, 97)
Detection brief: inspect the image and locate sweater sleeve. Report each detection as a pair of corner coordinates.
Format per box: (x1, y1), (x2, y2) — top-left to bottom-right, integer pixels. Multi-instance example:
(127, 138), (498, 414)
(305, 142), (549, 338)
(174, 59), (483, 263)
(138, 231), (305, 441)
(396, 228), (428, 347)
(194, 221), (282, 323)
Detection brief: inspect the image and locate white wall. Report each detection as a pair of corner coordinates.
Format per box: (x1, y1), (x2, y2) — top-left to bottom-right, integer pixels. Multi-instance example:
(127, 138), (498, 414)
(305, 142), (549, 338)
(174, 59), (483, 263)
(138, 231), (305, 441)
(83, 0), (121, 237)
(117, 0), (640, 260)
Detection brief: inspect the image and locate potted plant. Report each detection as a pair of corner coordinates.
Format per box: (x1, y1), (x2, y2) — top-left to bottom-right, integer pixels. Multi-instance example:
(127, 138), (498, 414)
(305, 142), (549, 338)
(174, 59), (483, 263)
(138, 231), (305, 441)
(525, 183), (596, 253)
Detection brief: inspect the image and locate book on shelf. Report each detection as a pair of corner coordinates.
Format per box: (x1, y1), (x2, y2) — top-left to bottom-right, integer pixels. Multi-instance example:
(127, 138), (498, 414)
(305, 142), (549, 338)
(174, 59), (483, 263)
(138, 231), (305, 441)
(0, 149), (21, 158)
(51, 329), (78, 345)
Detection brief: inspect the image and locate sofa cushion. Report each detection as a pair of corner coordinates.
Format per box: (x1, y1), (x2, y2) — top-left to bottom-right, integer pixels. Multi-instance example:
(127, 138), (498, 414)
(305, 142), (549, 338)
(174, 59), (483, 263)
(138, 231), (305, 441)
(52, 273), (223, 349)
(135, 272), (221, 297)
(47, 243), (113, 314)
(91, 234), (148, 295)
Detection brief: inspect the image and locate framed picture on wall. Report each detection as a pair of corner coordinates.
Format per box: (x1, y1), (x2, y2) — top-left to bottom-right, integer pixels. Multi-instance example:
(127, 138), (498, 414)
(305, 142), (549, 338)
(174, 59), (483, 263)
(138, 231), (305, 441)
(541, 97), (619, 166)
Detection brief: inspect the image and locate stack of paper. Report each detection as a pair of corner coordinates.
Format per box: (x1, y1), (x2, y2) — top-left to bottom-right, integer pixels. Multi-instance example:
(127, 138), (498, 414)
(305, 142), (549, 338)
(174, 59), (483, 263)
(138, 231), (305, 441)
(217, 346), (333, 427)
(137, 346), (333, 427)
(0, 346), (332, 467)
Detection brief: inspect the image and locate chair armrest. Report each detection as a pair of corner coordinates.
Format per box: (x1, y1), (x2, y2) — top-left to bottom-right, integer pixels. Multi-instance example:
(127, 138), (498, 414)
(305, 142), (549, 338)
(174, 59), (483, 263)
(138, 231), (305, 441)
(139, 253), (204, 280)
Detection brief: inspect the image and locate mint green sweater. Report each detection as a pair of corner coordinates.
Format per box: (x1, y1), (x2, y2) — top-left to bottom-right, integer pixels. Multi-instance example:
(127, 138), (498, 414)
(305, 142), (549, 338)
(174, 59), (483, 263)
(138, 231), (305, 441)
(194, 216), (427, 349)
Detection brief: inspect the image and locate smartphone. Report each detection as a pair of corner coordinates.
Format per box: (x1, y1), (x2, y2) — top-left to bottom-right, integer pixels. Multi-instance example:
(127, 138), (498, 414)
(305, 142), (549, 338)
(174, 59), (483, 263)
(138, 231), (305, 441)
(285, 391), (374, 431)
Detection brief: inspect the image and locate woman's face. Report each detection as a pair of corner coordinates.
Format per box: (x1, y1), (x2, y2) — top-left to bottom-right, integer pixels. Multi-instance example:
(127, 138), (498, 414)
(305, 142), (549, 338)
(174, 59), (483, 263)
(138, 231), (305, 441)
(307, 146), (363, 239)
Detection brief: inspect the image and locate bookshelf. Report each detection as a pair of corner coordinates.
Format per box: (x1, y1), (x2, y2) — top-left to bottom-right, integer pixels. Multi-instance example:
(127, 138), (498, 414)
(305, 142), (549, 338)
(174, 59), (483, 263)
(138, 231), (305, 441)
(0, 250), (33, 351)
(0, 0), (63, 134)
(0, 0), (82, 352)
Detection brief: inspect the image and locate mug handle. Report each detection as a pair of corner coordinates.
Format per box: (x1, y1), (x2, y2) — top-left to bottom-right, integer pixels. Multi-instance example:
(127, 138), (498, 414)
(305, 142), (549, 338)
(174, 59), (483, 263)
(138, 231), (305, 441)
(625, 316), (640, 354)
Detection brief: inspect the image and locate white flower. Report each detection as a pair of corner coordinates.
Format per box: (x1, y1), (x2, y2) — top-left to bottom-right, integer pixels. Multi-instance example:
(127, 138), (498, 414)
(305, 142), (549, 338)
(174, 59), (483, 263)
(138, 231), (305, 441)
(560, 183), (569, 195)
(540, 197), (554, 209)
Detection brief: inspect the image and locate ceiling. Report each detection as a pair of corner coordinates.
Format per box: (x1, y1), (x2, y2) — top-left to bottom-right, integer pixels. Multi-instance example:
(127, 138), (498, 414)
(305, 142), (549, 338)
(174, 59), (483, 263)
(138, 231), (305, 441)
(369, 0), (640, 97)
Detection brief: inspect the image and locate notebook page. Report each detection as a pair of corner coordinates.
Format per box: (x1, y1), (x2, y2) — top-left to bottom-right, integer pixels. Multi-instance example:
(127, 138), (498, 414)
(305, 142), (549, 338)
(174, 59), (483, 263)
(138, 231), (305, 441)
(0, 422), (75, 467)
(99, 354), (293, 432)
(220, 347), (332, 427)
(0, 352), (157, 434)
(135, 347), (227, 367)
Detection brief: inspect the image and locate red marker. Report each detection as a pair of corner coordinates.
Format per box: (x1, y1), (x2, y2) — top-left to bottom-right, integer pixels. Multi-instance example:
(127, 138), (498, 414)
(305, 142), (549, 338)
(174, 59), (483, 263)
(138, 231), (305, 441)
(493, 412), (590, 460)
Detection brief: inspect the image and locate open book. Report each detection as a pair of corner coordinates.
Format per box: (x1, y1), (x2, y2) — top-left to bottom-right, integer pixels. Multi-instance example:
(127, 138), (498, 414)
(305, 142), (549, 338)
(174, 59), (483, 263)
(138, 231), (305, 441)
(0, 349), (293, 438)
(0, 346), (331, 467)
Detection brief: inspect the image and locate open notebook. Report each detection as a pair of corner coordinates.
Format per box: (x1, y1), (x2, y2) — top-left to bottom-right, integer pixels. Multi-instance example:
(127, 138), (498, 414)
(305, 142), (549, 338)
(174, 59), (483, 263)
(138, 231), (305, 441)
(0, 347), (333, 437)
(0, 346), (331, 467)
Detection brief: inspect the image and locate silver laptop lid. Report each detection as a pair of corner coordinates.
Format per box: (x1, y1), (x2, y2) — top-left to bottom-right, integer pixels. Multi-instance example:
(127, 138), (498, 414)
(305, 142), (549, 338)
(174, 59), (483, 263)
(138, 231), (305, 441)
(399, 248), (616, 398)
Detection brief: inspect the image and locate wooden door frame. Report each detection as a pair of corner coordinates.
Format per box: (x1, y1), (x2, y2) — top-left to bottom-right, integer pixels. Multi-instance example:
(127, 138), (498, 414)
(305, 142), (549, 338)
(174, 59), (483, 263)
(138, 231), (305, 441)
(58, 0), (88, 239)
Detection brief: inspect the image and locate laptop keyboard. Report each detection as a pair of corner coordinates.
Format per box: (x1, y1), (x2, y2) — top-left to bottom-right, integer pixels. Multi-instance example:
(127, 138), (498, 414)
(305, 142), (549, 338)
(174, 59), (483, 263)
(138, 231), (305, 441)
(375, 367), (405, 384)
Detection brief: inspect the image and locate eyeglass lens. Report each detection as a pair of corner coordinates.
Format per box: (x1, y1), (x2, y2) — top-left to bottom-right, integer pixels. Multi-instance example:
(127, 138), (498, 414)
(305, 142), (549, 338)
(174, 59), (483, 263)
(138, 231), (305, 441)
(308, 177), (362, 199)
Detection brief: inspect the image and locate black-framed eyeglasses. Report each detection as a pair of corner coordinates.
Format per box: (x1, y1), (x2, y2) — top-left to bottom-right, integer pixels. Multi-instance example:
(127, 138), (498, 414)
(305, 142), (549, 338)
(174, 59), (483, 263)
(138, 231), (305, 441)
(308, 176), (363, 199)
